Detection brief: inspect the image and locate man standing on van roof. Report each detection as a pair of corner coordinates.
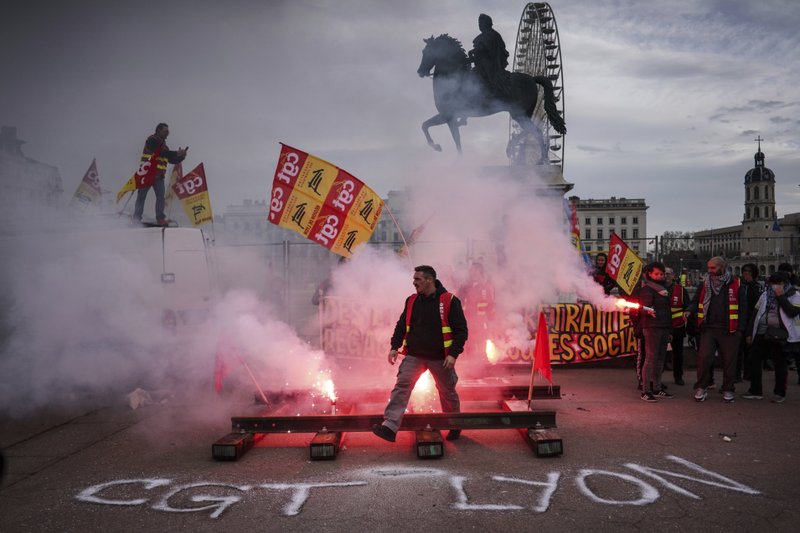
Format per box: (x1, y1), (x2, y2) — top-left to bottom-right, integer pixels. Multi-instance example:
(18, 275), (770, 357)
(133, 123), (188, 226)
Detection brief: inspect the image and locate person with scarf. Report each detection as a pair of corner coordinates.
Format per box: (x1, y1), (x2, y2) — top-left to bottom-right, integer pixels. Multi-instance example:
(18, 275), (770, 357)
(742, 271), (800, 403)
(638, 262), (673, 401)
(692, 257), (749, 403)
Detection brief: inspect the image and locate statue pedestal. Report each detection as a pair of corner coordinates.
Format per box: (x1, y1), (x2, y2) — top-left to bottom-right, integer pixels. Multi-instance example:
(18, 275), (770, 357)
(480, 164), (573, 197)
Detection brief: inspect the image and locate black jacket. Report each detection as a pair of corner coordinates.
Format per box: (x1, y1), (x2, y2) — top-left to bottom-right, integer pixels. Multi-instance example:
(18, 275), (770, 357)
(639, 280), (672, 329)
(390, 280), (468, 359)
(144, 135), (186, 179)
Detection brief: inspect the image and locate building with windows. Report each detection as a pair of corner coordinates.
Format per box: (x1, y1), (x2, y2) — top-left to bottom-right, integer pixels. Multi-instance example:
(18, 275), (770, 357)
(370, 188), (412, 247)
(0, 126), (63, 233)
(693, 140), (800, 276)
(569, 196), (649, 256)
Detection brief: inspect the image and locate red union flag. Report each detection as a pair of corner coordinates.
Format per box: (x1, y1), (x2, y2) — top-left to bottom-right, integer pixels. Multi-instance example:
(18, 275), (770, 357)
(134, 144), (163, 189)
(606, 232), (643, 295)
(268, 143), (384, 257)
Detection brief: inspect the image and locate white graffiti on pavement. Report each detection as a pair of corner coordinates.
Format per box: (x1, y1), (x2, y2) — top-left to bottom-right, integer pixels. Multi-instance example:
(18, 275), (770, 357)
(74, 455), (761, 519)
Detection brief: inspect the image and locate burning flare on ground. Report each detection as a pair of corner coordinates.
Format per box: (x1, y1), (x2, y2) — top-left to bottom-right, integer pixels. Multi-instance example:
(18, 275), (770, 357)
(311, 371), (338, 414)
(409, 370), (438, 412)
(320, 378), (337, 402)
(485, 338), (499, 364)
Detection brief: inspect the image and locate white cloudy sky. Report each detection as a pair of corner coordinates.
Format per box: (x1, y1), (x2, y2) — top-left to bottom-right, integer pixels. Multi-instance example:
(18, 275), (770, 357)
(2, 0), (799, 236)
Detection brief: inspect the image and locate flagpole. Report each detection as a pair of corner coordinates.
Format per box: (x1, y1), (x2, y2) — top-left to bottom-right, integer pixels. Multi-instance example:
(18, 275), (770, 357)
(383, 204), (413, 266)
(527, 357), (537, 410)
(117, 191), (134, 217)
(240, 358), (272, 408)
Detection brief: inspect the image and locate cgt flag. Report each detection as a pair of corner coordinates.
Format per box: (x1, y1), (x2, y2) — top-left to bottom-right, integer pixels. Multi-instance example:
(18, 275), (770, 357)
(606, 231), (643, 295)
(69, 159), (102, 211)
(268, 143), (384, 258)
(565, 197), (593, 270)
(116, 176), (135, 203)
(172, 163), (213, 226)
(116, 144), (164, 203)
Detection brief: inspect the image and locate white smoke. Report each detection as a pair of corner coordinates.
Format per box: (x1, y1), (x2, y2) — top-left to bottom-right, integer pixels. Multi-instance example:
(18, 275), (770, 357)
(0, 150), (620, 419)
(319, 153), (617, 371)
(0, 213), (330, 418)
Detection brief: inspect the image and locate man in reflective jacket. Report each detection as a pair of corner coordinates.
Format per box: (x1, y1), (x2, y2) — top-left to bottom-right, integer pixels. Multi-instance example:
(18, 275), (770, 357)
(372, 265), (468, 442)
(133, 123), (187, 225)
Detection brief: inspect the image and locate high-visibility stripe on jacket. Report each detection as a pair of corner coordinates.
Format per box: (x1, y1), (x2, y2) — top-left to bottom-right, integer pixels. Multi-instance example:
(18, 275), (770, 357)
(141, 137), (169, 175)
(697, 277), (740, 333)
(670, 283), (686, 328)
(399, 292), (454, 356)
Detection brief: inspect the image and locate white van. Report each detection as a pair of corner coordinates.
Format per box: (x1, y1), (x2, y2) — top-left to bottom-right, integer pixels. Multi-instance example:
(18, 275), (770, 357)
(0, 223), (213, 337)
(0, 221), (216, 406)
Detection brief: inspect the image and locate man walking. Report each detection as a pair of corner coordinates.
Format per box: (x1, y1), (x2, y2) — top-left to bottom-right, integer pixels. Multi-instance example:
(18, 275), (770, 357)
(372, 265), (468, 442)
(693, 257), (749, 403)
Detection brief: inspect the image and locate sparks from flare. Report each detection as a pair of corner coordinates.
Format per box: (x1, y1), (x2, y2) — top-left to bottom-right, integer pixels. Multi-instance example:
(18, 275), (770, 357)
(321, 378), (337, 402)
(613, 298), (654, 314)
(311, 371), (338, 414)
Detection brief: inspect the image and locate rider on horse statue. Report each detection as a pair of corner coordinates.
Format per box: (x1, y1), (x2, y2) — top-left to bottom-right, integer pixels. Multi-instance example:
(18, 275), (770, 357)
(469, 14), (512, 101)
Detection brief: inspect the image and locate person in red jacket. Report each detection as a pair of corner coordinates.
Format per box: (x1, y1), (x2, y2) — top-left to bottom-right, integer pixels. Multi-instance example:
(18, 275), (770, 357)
(459, 262), (495, 359)
(691, 257), (750, 403)
(371, 265), (468, 443)
(133, 123), (187, 225)
(664, 267), (691, 385)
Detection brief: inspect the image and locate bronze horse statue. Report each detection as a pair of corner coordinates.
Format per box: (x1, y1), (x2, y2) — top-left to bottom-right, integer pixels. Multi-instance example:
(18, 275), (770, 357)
(417, 34), (566, 161)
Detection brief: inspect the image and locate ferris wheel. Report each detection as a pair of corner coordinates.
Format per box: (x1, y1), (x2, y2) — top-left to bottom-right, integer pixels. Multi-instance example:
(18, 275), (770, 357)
(508, 2), (566, 169)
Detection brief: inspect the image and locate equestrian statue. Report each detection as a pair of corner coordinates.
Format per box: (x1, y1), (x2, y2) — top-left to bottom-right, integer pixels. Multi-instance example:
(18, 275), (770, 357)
(417, 14), (566, 163)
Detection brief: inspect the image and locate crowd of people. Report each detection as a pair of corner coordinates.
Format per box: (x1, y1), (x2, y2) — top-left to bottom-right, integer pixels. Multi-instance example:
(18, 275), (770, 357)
(624, 257), (800, 404)
(367, 256), (798, 444)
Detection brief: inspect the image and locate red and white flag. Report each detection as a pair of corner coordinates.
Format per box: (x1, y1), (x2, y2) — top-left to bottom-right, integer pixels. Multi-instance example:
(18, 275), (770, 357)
(135, 145), (162, 189)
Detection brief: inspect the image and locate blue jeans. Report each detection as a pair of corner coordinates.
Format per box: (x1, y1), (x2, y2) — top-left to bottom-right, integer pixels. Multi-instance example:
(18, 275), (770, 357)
(133, 178), (166, 220)
(382, 355), (460, 432)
